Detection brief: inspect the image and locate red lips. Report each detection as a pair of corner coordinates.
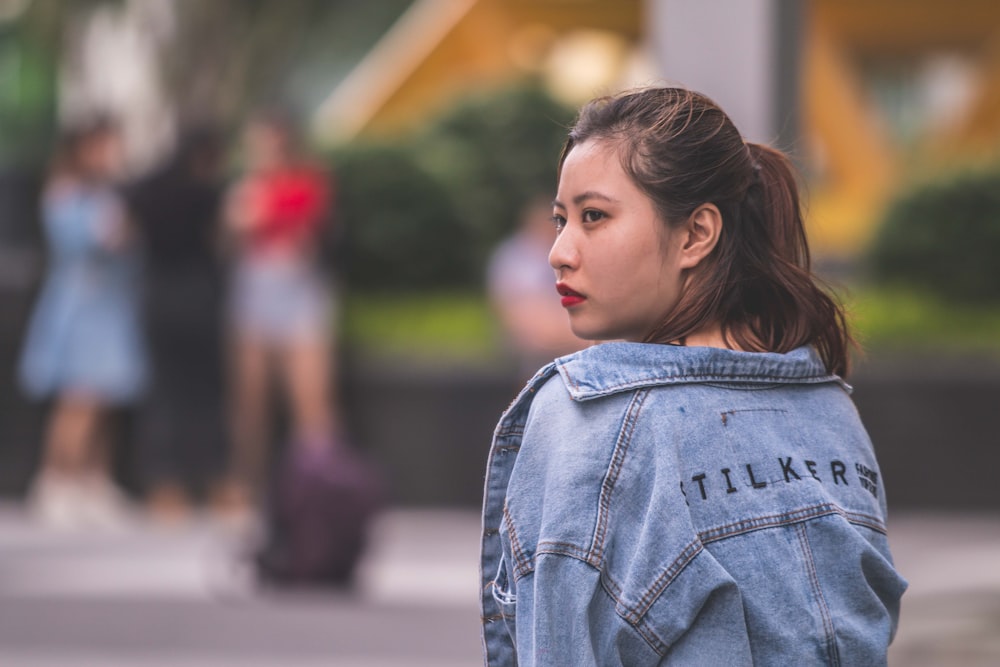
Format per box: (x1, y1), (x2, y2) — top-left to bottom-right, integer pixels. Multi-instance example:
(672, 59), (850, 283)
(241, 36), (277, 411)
(556, 282), (586, 308)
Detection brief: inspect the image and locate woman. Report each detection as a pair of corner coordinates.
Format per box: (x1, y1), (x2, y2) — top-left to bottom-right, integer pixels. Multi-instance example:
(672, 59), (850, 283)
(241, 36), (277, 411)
(480, 88), (906, 665)
(223, 111), (339, 507)
(19, 117), (146, 527)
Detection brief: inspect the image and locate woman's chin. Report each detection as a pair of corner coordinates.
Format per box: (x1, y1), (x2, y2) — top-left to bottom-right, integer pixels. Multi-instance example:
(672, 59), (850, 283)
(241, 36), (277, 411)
(568, 323), (613, 342)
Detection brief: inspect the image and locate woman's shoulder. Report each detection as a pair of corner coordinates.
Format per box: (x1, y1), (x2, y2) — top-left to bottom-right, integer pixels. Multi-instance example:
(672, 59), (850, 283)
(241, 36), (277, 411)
(519, 360), (644, 465)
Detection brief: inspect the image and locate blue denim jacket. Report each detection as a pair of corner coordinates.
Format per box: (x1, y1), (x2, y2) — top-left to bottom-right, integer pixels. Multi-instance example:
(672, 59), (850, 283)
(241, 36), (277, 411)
(480, 343), (906, 666)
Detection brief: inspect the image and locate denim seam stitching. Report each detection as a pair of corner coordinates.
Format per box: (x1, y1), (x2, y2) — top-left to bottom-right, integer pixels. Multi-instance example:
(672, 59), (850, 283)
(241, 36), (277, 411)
(536, 540), (590, 563)
(841, 510), (887, 534)
(570, 373), (839, 398)
(796, 522), (842, 666)
(508, 543), (598, 583)
(600, 564), (672, 654)
(632, 539), (704, 619)
(700, 504), (840, 542)
(556, 357), (583, 393)
(719, 407), (787, 425)
(503, 504), (531, 578)
(697, 504), (887, 543)
(509, 550), (670, 654)
(599, 574), (669, 655)
(588, 389), (649, 566)
(626, 505), (885, 623)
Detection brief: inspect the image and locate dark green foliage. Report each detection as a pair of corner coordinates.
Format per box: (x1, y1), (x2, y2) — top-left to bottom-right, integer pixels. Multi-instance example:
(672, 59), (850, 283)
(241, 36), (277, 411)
(413, 83), (574, 258)
(159, 0), (407, 124)
(868, 168), (1000, 304)
(330, 82), (575, 291)
(330, 144), (470, 290)
(0, 25), (58, 165)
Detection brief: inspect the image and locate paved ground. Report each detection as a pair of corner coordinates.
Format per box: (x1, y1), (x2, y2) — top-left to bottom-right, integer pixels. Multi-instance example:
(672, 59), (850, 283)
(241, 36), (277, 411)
(0, 504), (997, 665)
(0, 506), (483, 666)
(883, 513), (1000, 666)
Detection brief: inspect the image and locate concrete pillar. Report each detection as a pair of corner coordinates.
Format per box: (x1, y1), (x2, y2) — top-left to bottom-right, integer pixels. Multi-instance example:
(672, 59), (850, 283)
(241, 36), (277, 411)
(648, 0), (802, 149)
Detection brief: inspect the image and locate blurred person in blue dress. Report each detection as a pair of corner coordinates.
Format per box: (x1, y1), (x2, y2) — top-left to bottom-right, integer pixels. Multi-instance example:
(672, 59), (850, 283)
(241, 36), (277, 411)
(18, 116), (146, 528)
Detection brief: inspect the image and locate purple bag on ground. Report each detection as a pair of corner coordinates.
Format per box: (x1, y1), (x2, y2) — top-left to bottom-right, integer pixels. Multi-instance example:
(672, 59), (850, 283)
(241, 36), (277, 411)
(256, 439), (385, 586)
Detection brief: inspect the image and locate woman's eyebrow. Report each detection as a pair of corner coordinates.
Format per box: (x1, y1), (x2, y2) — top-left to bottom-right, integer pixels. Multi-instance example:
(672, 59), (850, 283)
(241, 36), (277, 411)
(553, 191), (618, 209)
(574, 191), (616, 205)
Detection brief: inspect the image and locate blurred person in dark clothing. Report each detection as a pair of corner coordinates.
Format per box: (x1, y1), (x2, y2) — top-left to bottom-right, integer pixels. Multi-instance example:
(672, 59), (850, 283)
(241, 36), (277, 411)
(19, 116), (146, 528)
(223, 110), (342, 509)
(125, 127), (230, 521)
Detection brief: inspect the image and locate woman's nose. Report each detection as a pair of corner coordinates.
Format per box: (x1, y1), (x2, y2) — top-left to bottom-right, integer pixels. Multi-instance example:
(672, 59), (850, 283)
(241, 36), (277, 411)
(549, 225), (578, 272)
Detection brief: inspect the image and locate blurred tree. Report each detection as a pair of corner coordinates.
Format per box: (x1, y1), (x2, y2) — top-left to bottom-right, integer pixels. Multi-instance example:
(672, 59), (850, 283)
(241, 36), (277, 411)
(331, 143), (469, 291)
(155, 0), (415, 126)
(162, 0), (342, 123)
(329, 82), (574, 292)
(0, 27), (56, 165)
(868, 167), (1000, 304)
(4, 0), (412, 146)
(0, 0), (116, 164)
(412, 82), (574, 272)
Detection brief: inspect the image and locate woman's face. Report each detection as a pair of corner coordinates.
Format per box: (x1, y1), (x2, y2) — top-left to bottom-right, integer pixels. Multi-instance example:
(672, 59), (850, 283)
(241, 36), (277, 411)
(79, 131), (122, 180)
(244, 122), (290, 171)
(550, 139), (687, 342)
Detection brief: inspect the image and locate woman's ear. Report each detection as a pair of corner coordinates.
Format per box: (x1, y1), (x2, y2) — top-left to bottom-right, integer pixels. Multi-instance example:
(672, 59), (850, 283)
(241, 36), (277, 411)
(678, 203), (722, 270)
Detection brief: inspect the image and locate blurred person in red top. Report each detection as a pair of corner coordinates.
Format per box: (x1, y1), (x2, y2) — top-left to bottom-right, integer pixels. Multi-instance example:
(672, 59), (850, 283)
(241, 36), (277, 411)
(221, 110), (341, 510)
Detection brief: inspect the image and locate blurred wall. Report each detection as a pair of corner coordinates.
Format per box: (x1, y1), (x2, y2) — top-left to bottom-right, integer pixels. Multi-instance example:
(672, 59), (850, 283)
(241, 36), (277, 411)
(649, 0), (781, 144)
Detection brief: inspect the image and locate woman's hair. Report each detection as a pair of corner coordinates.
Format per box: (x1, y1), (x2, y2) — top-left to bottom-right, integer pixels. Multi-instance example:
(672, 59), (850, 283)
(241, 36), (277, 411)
(247, 106), (303, 153)
(51, 114), (118, 179)
(559, 87), (853, 376)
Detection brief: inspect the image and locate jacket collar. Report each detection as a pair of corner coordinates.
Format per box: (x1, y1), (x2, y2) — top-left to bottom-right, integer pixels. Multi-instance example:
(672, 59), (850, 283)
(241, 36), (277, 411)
(554, 342), (847, 401)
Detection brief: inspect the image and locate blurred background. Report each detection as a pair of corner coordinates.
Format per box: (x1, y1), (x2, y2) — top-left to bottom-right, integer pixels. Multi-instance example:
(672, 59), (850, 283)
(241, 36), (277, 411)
(0, 0), (998, 664)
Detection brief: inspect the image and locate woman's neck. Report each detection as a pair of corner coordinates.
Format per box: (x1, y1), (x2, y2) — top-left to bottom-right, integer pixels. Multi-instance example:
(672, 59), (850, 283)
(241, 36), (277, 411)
(679, 324), (739, 350)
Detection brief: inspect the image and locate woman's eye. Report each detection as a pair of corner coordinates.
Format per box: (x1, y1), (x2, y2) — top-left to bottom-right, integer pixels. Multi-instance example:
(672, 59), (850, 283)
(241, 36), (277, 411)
(551, 214), (566, 232)
(582, 209), (606, 223)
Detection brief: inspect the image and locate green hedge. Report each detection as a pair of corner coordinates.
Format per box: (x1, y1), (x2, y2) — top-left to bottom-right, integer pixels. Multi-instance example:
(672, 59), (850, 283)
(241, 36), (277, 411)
(339, 287), (1000, 364)
(867, 168), (1000, 304)
(845, 285), (1000, 353)
(342, 292), (497, 362)
(331, 143), (470, 290)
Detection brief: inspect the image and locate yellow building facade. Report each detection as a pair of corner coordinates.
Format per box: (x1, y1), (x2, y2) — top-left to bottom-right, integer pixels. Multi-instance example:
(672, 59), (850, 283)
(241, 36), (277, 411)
(316, 0), (1000, 257)
(804, 0), (1000, 254)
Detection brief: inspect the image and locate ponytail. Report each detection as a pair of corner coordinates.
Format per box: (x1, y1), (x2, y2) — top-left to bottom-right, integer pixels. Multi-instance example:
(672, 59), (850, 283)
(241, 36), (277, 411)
(727, 143), (853, 376)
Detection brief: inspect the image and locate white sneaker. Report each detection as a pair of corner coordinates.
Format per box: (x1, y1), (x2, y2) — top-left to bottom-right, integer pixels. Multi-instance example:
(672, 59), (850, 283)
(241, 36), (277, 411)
(27, 473), (88, 529)
(78, 475), (135, 530)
